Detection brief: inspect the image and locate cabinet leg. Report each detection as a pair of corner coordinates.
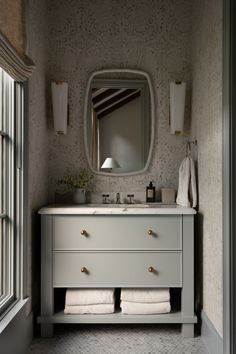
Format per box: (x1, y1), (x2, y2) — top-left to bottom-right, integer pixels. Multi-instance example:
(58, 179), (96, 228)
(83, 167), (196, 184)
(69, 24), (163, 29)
(181, 324), (194, 338)
(41, 324), (54, 338)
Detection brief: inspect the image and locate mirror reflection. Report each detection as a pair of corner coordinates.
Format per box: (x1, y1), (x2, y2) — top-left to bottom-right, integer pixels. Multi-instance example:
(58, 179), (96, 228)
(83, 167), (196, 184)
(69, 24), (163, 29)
(85, 71), (153, 175)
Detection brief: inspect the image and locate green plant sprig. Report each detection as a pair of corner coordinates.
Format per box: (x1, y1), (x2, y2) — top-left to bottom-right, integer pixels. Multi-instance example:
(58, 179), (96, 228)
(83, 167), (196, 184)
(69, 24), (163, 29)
(57, 169), (94, 191)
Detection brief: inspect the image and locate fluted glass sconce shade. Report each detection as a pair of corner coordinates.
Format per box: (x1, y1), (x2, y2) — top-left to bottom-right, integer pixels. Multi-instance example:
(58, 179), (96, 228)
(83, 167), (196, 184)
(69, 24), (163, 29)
(101, 157), (121, 171)
(51, 81), (68, 134)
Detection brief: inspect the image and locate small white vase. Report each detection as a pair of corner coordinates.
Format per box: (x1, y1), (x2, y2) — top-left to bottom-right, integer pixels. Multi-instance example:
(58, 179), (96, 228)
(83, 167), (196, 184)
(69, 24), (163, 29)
(73, 188), (86, 204)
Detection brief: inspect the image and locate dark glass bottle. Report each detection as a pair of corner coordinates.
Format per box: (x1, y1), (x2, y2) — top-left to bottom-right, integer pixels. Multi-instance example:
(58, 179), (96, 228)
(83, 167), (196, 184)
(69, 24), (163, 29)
(146, 181), (155, 202)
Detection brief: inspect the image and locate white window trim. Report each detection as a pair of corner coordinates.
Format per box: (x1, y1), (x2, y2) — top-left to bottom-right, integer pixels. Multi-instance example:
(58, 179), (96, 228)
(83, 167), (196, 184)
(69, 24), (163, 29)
(0, 68), (25, 319)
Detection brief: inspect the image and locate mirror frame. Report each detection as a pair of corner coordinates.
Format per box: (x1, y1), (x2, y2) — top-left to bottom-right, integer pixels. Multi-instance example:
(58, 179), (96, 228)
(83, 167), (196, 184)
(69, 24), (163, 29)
(84, 69), (155, 176)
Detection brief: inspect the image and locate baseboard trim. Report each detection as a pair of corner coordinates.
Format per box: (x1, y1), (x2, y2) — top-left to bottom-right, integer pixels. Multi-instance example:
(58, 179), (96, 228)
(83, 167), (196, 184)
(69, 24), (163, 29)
(0, 301), (33, 354)
(201, 310), (223, 354)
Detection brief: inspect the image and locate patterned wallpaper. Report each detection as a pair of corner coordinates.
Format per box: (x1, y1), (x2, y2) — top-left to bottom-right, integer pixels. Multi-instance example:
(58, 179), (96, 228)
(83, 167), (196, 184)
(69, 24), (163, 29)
(27, 0), (49, 314)
(26, 0), (223, 337)
(46, 0), (192, 200)
(191, 0), (223, 337)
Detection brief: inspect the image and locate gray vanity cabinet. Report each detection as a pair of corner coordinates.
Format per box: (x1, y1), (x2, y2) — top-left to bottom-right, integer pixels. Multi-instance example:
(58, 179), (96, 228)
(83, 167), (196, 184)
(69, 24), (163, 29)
(38, 208), (197, 338)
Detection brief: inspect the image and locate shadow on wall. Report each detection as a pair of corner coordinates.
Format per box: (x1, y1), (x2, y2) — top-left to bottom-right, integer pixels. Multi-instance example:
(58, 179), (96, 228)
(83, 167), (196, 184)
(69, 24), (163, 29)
(194, 211), (203, 334)
(31, 209), (42, 335)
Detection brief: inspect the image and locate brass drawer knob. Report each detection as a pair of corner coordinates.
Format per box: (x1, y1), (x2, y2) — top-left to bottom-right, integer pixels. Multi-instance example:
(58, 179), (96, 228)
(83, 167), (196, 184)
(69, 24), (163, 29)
(148, 229), (153, 236)
(81, 267), (88, 273)
(80, 229), (87, 236)
(148, 266), (155, 273)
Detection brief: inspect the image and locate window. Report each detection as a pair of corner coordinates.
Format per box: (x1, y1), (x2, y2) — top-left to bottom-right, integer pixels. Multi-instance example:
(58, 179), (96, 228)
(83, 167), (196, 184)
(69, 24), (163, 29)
(0, 67), (24, 315)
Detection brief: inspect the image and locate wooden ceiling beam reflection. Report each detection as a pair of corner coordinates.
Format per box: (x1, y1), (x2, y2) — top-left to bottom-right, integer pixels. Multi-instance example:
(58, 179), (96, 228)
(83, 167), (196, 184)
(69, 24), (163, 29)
(97, 90), (141, 119)
(92, 88), (123, 106)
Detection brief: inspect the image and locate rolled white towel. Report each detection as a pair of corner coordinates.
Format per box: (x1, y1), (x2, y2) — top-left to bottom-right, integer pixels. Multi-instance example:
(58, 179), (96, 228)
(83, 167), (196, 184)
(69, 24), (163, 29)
(121, 301), (171, 315)
(120, 288), (170, 303)
(64, 303), (115, 314)
(65, 288), (115, 306)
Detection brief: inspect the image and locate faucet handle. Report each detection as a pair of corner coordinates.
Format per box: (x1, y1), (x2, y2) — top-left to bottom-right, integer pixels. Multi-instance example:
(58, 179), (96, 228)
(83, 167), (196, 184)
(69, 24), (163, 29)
(116, 192), (121, 204)
(102, 194), (109, 204)
(127, 194), (134, 204)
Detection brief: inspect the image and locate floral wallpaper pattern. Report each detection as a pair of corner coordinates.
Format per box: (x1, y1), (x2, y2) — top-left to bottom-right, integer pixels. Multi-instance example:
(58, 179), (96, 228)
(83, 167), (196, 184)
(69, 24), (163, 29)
(46, 0), (192, 199)
(26, 0), (223, 337)
(27, 0), (49, 314)
(191, 0), (223, 337)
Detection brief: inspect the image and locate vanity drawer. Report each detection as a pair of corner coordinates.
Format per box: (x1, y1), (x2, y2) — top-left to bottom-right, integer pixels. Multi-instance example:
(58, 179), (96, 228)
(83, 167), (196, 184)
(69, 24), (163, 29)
(53, 251), (182, 287)
(53, 215), (182, 250)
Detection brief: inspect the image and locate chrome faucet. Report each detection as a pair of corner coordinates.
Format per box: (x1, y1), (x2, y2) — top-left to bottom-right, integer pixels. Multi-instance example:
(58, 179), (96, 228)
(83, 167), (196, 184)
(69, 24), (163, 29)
(116, 192), (121, 204)
(127, 194), (134, 204)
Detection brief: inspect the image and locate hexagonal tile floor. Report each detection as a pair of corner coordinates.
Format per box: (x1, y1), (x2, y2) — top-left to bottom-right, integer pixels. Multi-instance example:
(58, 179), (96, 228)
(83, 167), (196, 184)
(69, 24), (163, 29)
(28, 324), (208, 354)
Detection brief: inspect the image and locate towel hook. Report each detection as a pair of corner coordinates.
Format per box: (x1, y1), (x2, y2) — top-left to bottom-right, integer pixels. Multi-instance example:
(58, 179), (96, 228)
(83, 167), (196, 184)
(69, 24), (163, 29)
(186, 142), (191, 156)
(186, 140), (197, 156)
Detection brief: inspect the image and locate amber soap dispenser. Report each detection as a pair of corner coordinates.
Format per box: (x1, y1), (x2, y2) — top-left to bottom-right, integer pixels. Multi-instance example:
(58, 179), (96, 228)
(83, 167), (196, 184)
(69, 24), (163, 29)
(146, 181), (155, 202)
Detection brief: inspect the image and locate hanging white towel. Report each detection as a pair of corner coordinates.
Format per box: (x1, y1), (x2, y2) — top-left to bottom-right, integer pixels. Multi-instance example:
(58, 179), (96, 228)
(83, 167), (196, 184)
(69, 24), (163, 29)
(190, 157), (197, 208)
(64, 303), (115, 314)
(121, 301), (171, 315)
(176, 156), (197, 208)
(121, 288), (170, 303)
(65, 288), (115, 306)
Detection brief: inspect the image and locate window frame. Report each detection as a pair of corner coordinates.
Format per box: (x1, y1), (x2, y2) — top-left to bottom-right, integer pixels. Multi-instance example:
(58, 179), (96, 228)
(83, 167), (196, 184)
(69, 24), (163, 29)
(0, 68), (24, 316)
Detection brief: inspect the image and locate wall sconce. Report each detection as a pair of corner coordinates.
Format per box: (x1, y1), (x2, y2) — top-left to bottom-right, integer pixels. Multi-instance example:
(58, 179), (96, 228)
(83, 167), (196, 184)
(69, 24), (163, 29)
(101, 157), (121, 172)
(170, 81), (186, 135)
(51, 81), (68, 134)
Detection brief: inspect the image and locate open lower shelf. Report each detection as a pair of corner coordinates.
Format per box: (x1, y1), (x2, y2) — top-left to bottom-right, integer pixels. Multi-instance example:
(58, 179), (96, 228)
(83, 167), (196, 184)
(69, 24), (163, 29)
(38, 310), (197, 324)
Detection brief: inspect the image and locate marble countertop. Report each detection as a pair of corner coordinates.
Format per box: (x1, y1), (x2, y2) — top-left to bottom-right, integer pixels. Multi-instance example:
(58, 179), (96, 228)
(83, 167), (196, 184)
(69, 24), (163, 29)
(39, 203), (196, 215)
